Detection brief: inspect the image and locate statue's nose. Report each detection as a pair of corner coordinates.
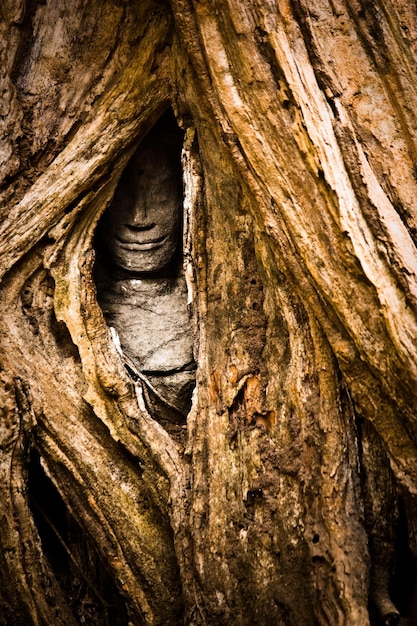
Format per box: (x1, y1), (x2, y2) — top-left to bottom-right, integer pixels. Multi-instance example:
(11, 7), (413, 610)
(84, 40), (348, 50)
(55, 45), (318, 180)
(130, 197), (149, 225)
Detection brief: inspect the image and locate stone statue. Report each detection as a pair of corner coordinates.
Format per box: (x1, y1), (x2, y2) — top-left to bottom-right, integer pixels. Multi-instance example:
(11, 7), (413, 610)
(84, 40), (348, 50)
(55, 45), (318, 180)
(94, 115), (195, 423)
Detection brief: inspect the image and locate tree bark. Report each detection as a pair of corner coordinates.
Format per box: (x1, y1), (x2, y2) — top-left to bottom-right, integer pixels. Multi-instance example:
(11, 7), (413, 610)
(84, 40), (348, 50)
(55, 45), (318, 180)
(1, 0), (417, 624)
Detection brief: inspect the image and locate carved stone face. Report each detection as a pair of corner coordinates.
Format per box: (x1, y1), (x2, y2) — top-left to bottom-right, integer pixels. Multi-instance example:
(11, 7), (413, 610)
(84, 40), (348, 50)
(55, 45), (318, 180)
(101, 140), (182, 274)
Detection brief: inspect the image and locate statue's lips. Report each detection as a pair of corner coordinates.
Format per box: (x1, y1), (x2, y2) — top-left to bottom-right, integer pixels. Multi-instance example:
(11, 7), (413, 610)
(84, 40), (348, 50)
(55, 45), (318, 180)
(114, 234), (167, 251)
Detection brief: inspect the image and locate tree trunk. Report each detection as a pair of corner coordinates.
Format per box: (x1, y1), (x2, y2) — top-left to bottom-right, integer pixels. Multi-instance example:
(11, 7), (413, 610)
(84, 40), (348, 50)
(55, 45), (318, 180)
(1, 0), (417, 624)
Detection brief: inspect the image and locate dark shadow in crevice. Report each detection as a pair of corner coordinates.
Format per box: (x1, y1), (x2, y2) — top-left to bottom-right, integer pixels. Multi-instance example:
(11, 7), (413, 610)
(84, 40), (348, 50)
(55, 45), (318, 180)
(28, 449), (129, 626)
(390, 499), (417, 624)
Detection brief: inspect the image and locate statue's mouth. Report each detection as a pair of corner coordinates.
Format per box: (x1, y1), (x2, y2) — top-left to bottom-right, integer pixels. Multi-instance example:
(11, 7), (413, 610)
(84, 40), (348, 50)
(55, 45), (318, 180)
(115, 234), (167, 250)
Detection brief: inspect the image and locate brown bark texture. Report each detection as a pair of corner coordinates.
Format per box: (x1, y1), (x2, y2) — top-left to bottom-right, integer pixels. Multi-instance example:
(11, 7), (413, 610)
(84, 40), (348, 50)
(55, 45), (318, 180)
(1, 0), (417, 624)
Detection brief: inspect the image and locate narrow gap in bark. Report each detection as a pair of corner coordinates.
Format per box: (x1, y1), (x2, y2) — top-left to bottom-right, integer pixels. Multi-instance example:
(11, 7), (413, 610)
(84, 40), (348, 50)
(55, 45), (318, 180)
(27, 449), (129, 626)
(93, 108), (195, 444)
(10, 0), (39, 83)
(391, 498), (417, 622)
(357, 414), (417, 625)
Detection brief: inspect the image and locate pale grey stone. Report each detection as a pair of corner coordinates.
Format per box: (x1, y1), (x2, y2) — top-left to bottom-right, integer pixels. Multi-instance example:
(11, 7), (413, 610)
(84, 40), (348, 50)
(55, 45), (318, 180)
(95, 115), (195, 422)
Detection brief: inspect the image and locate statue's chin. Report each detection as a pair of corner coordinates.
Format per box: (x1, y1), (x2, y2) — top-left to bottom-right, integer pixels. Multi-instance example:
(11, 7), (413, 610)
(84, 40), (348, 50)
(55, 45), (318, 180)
(112, 249), (175, 274)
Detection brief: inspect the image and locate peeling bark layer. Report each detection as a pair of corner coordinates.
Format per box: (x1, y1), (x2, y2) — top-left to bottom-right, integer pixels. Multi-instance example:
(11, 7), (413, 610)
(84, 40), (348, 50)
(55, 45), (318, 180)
(1, 0), (417, 624)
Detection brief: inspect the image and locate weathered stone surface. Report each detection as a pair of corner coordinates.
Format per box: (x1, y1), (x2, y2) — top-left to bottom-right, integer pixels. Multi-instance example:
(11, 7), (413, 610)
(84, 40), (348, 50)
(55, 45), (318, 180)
(95, 112), (195, 422)
(98, 275), (195, 418)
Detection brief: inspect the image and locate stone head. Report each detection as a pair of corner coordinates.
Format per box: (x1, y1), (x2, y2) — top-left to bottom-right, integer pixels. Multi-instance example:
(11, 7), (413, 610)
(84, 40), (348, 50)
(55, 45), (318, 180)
(99, 119), (183, 274)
